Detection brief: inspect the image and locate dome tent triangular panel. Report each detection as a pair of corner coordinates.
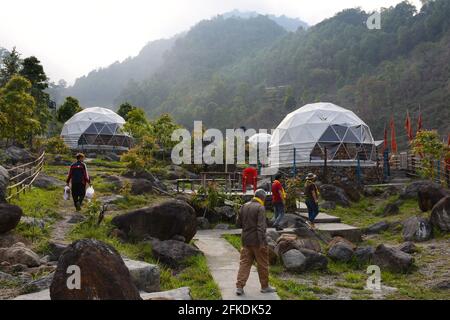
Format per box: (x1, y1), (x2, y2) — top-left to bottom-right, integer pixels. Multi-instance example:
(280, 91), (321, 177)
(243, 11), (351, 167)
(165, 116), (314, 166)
(269, 102), (376, 167)
(61, 107), (132, 151)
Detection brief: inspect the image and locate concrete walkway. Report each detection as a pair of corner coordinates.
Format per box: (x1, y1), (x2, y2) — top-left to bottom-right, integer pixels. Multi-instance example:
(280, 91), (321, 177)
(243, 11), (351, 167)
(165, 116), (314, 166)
(194, 231), (280, 300)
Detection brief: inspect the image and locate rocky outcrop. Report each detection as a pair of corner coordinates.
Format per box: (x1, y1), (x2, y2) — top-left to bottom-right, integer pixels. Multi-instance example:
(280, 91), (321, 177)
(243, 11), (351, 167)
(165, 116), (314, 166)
(281, 249), (306, 272)
(430, 196), (450, 232)
(33, 174), (65, 190)
(0, 203), (22, 234)
(418, 184), (448, 212)
(50, 239), (141, 300)
(372, 244), (414, 273)
(150, 239), (202, 268)
(0, 242), (40, 267)
(319, 184), (350, 207)
(0, 166), (9, 203)
(354, 246), (374, 264)
(327, 240), (354, 262)
(5, 146), (34, 164)
(402, 216), (432, 242)
(123, 258), (160, 293)
(111, 200), (197, 242)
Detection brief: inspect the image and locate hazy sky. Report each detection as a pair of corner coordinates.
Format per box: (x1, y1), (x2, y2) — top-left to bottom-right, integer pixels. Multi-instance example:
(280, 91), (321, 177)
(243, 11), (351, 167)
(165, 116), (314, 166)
(0, 0), (422, 84)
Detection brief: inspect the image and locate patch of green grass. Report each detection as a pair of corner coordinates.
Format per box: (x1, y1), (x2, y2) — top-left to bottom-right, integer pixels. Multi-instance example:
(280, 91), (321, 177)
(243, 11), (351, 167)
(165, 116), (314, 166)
(89, 159), (125, 170)
(161, 255), (221, 300)
(222, 234), (241, 251)
(0, 279), (22, 289)
(113, 194), (162, 210)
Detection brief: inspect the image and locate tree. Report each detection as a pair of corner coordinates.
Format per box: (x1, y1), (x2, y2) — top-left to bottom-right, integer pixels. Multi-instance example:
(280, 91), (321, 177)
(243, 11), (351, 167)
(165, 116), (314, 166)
(0, 75), (39, 145)
(117, 102), (136, 121)
(20, 56), (51, 134)
(57, 97), (82, 123)
(123, 108), (151, 141)
(0, 47), (21, 86)
(411, 130), (446, 180)
(150, 113), (180, 150)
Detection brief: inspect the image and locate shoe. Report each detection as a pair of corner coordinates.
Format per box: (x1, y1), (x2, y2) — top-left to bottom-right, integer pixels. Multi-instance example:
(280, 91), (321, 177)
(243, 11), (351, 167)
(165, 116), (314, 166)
(236, 288), (244, 296)
(75, 202), (81, 211)
(261, 286), (277, 293)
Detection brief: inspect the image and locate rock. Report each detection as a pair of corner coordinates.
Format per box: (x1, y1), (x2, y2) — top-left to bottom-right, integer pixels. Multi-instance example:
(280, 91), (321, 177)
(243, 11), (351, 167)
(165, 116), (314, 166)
(400, 180), (446, 200)
(397, 241), (418, 254)
(0, 166), (9, 203)
(67, 213), (85, 224)
(383, 203), (400, 216)
(433, 280), (450, 290)
(328, 236), (356, 250)
(275, 234), (321, 256)
(402, 216), (432, 242)
(430, 196), (450, 232)
(171, 234), (186, 242)
(0, 242), (40, 267)
(123, 258), (160, 293)
(101, 175), (123, 190)
(204, 209), (222, 224)
(281, 249), (306, 272)
(5, 146), (34, 164)
(418, 184), (448, 212)
(293, 225), (328, 242)
(267, 239), (278, 265)
(0, 203), (23, 234)
(17, 272), (33, 283)
(103, 152), (121, 162)
(214, 224), (230, 230)
(214, 206), (235, 222)
(298, 248), (328, 271)
(336, 181), (361, 202)
(354, 246), (374, 264)
(327, 237), (355, 262)
(266, 230), (280, 243)
(111, 200), (197, 243)
(141, 287), (192, 300)
(365, 221), (390, 235)
(33, 174), (64, 190)
(319, 184), (350, 207)
(321, 201), (336, 210)
(20, 216), (45, 230)
(23, 272), (54, 292)
(130, 179), (153, 195)
(196, 217), (210, 230)
(279, 213), (305, 228)
(373, 244), (414, 273)
(151, 239), (202, 268)
(0, 270), (16, 282)
(47, 241), (68, 261)
(98, 194), (124, 205)
(50, 239), (141, 300)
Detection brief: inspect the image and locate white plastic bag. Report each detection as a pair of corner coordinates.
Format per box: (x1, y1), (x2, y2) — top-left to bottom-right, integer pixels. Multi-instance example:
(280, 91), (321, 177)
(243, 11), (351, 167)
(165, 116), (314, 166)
(85, 186), (95, 199)
(63, 186), (71, 201)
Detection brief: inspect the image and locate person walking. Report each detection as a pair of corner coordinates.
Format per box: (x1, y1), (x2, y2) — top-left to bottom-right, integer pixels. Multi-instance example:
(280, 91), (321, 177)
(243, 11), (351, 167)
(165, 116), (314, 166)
(66, 153), (91, 211)
(271, 174), (286, 231)
(304, 173), (319, 228)
(235, 189), (276, 296)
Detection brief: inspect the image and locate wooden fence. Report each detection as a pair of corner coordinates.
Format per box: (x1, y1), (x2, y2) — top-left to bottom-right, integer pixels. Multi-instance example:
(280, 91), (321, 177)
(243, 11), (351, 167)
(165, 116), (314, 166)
(6, 151), (45, 201)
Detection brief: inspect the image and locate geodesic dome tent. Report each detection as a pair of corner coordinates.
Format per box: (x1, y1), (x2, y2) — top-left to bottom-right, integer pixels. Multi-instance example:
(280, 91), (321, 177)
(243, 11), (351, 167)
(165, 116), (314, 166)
(61, 107), (133, 151)
(269, 102), (376, 168)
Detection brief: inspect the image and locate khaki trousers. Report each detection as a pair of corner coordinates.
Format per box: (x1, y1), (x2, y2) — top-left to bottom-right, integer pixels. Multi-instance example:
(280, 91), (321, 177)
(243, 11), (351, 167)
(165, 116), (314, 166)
(236, 246), (269, 289)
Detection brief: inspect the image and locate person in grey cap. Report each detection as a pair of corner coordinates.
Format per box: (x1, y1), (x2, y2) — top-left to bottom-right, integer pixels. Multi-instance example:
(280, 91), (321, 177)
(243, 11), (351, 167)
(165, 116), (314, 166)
(235, 189), (277, 296)
(304, 173), (319, 228)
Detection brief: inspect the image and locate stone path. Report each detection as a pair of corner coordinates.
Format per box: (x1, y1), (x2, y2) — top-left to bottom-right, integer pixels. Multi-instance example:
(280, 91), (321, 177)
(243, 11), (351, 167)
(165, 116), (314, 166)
(194, 231), (280, 300)
(50, 198), (78, 244)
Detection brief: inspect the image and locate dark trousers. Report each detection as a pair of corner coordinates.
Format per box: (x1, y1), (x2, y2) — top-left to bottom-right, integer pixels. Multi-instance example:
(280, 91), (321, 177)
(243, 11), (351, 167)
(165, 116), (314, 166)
(305, 199), (319, 222)
(71, 182), (86, 208)
(273, 202), (285, 227)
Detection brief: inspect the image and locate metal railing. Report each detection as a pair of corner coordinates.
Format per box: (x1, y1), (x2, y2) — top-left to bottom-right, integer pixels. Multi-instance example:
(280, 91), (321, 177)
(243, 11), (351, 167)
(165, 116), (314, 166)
(6, 151), (45, 201)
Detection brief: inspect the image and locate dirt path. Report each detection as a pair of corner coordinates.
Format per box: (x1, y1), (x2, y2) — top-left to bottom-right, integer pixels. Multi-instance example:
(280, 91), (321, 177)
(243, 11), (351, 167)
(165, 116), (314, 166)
(50, 198), (78, 244)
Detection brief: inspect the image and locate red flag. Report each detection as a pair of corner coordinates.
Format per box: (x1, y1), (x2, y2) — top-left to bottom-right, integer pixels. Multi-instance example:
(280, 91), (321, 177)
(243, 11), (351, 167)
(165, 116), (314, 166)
(405, 111), (413, 142)
(417, 112), (423, 132)
(390, 116), (398, 154)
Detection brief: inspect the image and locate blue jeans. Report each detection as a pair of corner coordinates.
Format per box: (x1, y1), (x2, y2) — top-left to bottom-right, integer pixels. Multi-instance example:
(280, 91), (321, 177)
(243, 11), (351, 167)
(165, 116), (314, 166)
(273, 202), (285, 227)
(305, 199), (319, 222)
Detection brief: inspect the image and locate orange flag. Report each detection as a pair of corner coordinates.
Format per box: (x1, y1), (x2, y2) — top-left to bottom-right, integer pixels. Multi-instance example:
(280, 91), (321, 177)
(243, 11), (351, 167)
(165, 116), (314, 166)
(390, 116), (398, 154)
(405, 111), (413, 142)
(417, 112), (423, 132)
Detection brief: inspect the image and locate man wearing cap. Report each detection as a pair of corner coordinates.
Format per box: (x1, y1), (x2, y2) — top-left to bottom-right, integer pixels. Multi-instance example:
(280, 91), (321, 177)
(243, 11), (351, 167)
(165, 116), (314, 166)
(235, 189), (276, 296)
(66, 153), (91, 211)
(304, 173), (319, 228)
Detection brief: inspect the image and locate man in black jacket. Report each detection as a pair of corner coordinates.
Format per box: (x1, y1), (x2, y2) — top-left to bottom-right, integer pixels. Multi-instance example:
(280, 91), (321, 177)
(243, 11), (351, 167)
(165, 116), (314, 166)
(66, 153), (90, 211)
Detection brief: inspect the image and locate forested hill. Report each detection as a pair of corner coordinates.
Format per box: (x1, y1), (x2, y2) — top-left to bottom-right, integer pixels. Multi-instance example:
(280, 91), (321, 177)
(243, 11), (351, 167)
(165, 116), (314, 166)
(113, 1), (450, 142)
(59, 37), (177, 107)
(221, 10), (309, 31)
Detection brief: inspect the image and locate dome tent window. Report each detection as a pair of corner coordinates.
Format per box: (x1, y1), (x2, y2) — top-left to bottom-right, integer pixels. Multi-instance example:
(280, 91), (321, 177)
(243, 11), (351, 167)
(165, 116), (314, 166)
(269, 102), (376, 167)
(60, 107), (133, 151)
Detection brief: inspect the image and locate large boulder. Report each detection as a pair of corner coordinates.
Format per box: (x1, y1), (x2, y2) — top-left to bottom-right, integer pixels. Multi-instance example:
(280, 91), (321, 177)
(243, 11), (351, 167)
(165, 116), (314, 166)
(50, 239), (141, 300)
(397, 241), (418, 254)
(130, 179), (153, 195)
(365, 221), (390, 235)
(372, 244), (414, 273)
(281, 249), (306, 272)
(214, 206), (235, 222)
(5, 146), (34, 164)
(354, 246), (374, 264)
(298, 248), (328, 271)
(278, 213), (305, 228)
(111, 200), (197, 243)
(327, 237), (355, 262)
(402, 216), (432, 242)
(275, 234), (321, 257)
(33, 174), (65, 190)
(418, 184), (448, 212)
(123, 258), (160, 293)
(336, 181), (361, 202)
(400, 180), (446, 200)
(319, 184), (350, 207)
(196, 217), (210, 230)
(0, 166), (9, 203)
(150, 239), (202, 268)
(430, 196), (450, 232)
(0, 242), (40, 267)
(0, 203), (23, 234)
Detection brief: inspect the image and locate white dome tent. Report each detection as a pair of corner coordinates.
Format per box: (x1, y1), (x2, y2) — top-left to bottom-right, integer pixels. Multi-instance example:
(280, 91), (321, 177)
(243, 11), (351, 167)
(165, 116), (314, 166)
(269, 102), (376, 168)
(61, 107), (133, 151)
